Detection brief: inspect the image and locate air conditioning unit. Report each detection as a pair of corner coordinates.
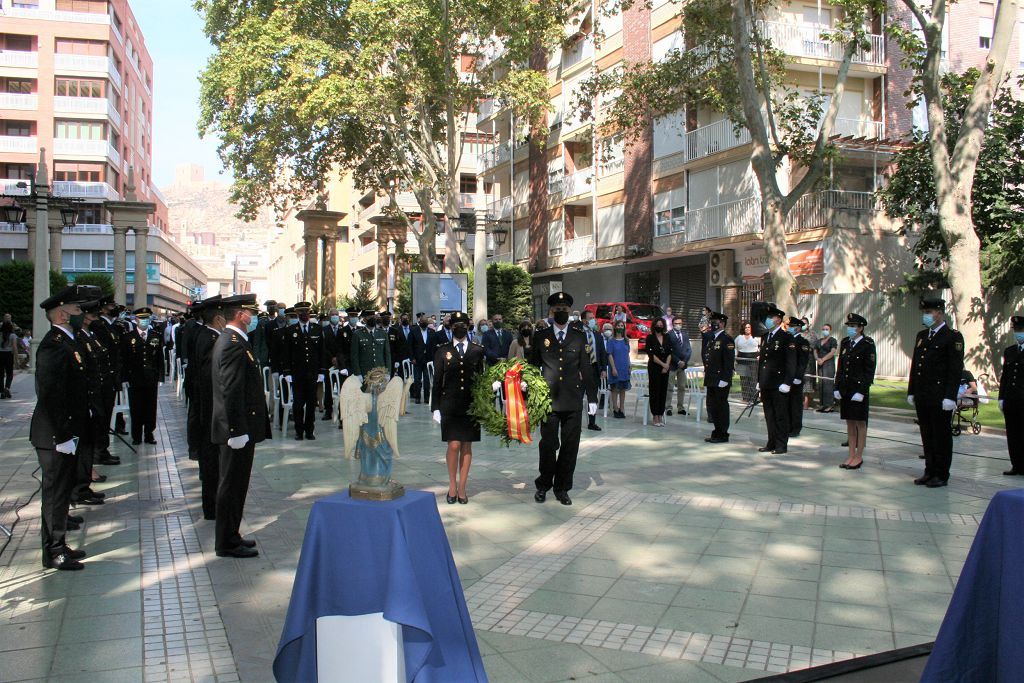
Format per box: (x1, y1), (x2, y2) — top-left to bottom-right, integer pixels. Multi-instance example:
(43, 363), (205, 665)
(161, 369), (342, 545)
(708, 250), (735, 287)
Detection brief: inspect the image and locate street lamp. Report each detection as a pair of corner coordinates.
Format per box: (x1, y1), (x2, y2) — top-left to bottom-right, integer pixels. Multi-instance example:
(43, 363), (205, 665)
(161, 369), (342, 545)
(491, 221), (509, 248)
(451, 219), (470, 245)
(0, 202), (27, 225)
(59, 205), (79, 229)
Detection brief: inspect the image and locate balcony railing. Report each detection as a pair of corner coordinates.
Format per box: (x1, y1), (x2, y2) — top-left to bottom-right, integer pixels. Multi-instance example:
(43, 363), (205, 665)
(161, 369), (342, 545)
(0, 93), (37, 110)
(0, 180), (30, 196)
(563, 235), (594, 265)
(0, 50), (39, 68)
(51, 181), (120, 201)
(684, 196), (763, 243)
(457, 193), (477, 210)
(54, 138), (119, 162)
(65, 224), (114, 234)
(486, 196), (512, 220)
(562, 37), (595, 71)
(2, 7), (111, 24)
(685, 119), (752, 162)
(53, 53), (123, 89)
(53, 96), (122, 128)
(0, 135), (37, 154)
(548, 173), (565, 197)
(786, 190), (876, 232)
(478, 141), (511, 173)
(548, 229), (564, 256)
(831, 117), (885, 139)
(758, 21), (885, 66)
(0, 222), (28, 233)
(562, 169), (594, 199)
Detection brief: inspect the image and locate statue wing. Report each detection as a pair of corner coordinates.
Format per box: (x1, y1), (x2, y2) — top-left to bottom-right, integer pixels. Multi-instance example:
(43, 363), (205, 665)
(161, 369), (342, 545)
(378, 376), (404, 458)
(340, 375), (369, 459)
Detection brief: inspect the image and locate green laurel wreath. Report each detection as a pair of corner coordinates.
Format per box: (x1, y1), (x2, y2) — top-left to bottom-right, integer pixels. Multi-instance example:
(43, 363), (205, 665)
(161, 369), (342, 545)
(469, 359), (552, 447)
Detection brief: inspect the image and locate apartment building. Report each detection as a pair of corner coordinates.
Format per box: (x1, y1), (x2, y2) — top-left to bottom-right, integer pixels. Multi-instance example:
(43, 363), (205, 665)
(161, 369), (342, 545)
(476, 0), (920, 328)
(0, 0), (204, 310)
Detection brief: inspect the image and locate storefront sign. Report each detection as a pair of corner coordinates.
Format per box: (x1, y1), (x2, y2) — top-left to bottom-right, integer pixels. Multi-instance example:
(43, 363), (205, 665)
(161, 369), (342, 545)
(739, 243), (823, 280)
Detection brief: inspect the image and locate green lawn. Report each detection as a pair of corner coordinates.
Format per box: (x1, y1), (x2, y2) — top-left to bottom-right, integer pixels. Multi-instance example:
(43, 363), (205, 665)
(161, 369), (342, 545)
(869, 380), (1006, 431)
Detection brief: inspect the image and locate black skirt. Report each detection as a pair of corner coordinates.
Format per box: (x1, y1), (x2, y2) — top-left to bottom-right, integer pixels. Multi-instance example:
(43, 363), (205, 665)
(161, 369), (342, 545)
(441, 413), (481, 442)
(840, 394), (870, 422)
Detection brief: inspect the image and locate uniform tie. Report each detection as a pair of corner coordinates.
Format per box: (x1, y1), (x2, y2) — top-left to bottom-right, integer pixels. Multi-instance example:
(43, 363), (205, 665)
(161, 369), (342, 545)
(557, 330), (564, 344)
(457, 342), (465, 356)
(928, 329), (935, 340)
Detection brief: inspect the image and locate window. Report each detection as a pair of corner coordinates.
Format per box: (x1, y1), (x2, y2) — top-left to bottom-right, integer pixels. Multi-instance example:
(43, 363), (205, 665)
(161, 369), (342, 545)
(54, 38), (107, 56)
(3, 121), (32, 137)
(3, 34), (33, 51)
(652, 31), (683, 63)
(55, 120), (107, 140)
(3, 78), (34, 94)
(2, 164), (34, 180)
(459, 175), (478, 194)
(78, 206), (104, 224)
(655, 186), (686, 236)
(56, 0), (109, 13)
(56, 78), (105, 98)
(54, 162), (104, 182)
(12, 0), (40, 8)
(597, 136), (624, 176)
(979, 18), (993, 49)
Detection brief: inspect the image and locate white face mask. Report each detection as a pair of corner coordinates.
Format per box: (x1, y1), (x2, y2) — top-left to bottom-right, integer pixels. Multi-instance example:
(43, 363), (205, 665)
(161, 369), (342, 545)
(602, 330), (613, 339)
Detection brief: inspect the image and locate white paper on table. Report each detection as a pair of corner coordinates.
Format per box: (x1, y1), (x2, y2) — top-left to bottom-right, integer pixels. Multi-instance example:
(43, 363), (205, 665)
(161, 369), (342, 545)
(316, 612), (406, 682)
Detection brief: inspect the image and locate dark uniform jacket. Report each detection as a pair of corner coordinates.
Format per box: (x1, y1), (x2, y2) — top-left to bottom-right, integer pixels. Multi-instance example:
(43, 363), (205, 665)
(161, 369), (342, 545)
(282, 322), (327, 379)
(334, 323), (357, 372)
(908, 324), (965, 403)
(1000, 343), (1024, 404)
(350, 326), (391, 376)
(757, 329), (797, 390)
(77, 330), (105, 416)
(269, 324), (291, 374)
(528, 325), (598, 412)
(122, 327), (165, 388)
(211, 327), (268, 445)
(387, 324), (410, 370)
(410, 326), (439, 367)
(323, 324), (345, 369)
(430, 340), (485, 414)
(193, 326), (221, 435)
(251, 317), (272, 366)
(177, 319), (199, 367)
(702, 331), (736, 387)
(184, 322), (207, 398)
(30, 326), (90, 449)
(836, 335), (877, 397)
(88, 318), (119, 389)
(791, 334), (812, 384)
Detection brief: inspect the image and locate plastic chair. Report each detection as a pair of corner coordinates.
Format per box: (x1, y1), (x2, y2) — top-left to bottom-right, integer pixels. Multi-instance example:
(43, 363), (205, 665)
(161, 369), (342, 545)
(399, 359), (414, 415)
(175, 358), (185, 398)
(630, 369), (650, 425)
(278, 375), (294, 433)
(262, 366), (273, 414)
(426, 361), (434, 391)
(685, 367), (706, 422)
(329, 369), (342, 423)
(110, 387), (130, 431)
(599, 376), (610, 418)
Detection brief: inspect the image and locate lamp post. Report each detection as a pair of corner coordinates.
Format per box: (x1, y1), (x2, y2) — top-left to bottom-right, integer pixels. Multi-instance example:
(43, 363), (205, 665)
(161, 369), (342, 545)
(31, 151), (50, 366)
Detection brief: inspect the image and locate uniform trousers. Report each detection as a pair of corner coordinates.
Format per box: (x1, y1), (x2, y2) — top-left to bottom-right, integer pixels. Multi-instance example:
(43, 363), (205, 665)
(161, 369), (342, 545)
(128, 384), (158, 441)
(291, 375), (317, 436)
(412, 363), (431, 403)
(537, 409), (582, 493)
(788, 382), (805, 435)
(1006, 400), (1024, 472)
(94, 385), (114, 455)
(186, 388), (202, 458)
(916, 401), (953, 481)
(270, 371), (282, 422)
(322, 375), (334, 416)
(762, 388), (790, 451)
(705, 385), (730, 437)
(37, 448), (77, 559)
(198, 440), (220, 520)
(215, 441), (254, 552)
(72, 422), (96, 498)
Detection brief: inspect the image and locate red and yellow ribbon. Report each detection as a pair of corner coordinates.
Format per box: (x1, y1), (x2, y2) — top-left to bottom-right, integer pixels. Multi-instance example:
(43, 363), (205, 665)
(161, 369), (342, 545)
(503, 362), (532, 444)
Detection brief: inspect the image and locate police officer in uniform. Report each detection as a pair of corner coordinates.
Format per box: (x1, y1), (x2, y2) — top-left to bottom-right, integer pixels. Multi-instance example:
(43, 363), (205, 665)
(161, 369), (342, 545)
(350, 309), (391, 378)
(703, 312), (735, 443)
(193, 296), (225, 519)
(787, 316), (812, 438)
(210, 294), (266, 558)
(321, 308), (344, 421)
(756, 304), (797, 455)
(282, 301), (327, 440)
(251, 299), (277, 367)
(908, 296), (964, 488)
(269, 306), (297, 424)
(528, 292), (598, 506)
(385, 311), (410, 379)
(999, 315), (1024, 475)
(835, 313), (875, 470)
(89, 294), (122, 466)
(431, 311), (485, 504)
(183, 300), (207, 459)
(72, 298), (110, 506)
(122, 308), (165, 445)
(31, 285), (98, 570)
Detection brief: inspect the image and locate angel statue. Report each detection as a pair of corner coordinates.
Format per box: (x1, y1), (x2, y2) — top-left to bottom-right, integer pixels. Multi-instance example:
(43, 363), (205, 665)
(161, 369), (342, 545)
(340, 368), (406, 500)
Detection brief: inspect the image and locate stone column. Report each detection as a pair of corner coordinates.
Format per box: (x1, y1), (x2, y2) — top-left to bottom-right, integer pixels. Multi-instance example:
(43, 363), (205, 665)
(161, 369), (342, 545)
(394, 240), (406, 310)
(134, 226), (149, 308)
(303, 233), (319, 302)
(48, 224), (63, 274)
(113, 225), (128, 304)
(322, 234), (337, 302)
(376, 239), (389, 309)
(473, 206), (488, 320)
(26, 222), (35, 263)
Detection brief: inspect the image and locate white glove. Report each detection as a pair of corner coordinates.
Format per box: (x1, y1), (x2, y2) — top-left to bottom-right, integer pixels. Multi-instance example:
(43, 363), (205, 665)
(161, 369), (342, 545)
(941, 398), (956, 412)
(852, 392), (864, 402)
(833, 390), (841, 400)
(793, 378), (802, 385)
(317, 374), (324, 382)
(999, 400), (1004, 412)
(432, 410), (441, 424)
(907, 395), (915, 406)
(284, 375), (293, 383)
(341, 369), (349, 376)
(778, 384), (791, 394)
(492, 380), (502, 392)
(755, 383), (760, 391)
(227, 434), (249, 449)
(159, 382), (164, 386)
(718, 380), (728, 388)
(394, 363), (399, 369)
(55, 438), (77, 455)
(355, 375), (362, 383)
(123, 381), (130, 390)
(588, 402), (598, 416)
(520, 381), (528, 393)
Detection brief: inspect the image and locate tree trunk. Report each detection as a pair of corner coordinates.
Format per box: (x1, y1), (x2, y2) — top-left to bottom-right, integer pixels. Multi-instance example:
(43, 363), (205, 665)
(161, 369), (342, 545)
(762, 198), (798, 315)
(939, 191), (991, 375)
(415, 190), (441, 273)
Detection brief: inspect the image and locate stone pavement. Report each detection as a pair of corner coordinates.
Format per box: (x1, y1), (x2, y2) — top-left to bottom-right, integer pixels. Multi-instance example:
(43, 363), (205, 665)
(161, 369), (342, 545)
(0, 371), (1017, 683)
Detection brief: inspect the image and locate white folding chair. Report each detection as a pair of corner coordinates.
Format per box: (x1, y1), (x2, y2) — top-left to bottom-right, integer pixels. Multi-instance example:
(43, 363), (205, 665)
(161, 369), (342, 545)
(399, 360), (414, 415)
(329, 369), (342, 423)
(168, 349), (177, 381)
(426, 361), (434, 391)
(278, 375), (294, 433)
(685, 367), (706, 422)
(175, 358), (185, 398)
(599, 376), (610, 418)
(630, 369), (650, 425)
(110, 387), (130, 431)
(262, 366), (273, 415)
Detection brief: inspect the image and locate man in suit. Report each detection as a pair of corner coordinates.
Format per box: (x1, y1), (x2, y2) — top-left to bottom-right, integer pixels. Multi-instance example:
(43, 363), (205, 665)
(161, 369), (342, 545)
(321, 308), (345, 420)
(482, 312), (513, 366)
(210, 294), (267, 558)
(122, 307), (164, 445)
(578, 310), (607, 432)
(702, 312), (735, 443)
(908, 296), (965, 488)
(437, 314), (455, 344)
(383, 311), (409, 378)
(409, 312), (438, 404)
(786, 316), (812, 438)
(350, 309), (391, 379)
(31, 284), (100, 570)
(1000, 315), (1024, 476)
(667, 315), (692, 416)
(89, 295), (123, 466)
(756, 303), (796, 455)
(528, 292), (598, 506)
(282, 301), (327, 440)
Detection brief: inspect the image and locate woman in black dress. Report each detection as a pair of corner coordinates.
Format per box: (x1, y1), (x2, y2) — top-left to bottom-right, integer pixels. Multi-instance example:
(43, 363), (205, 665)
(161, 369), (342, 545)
(835, 313), (876, 470)
(431, 311), (485, 503)
(645, 319), (673, 426)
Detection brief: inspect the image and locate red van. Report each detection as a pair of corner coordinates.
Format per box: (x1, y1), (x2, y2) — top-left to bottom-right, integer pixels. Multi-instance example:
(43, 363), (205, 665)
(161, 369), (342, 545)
(584, 302), (666, 350)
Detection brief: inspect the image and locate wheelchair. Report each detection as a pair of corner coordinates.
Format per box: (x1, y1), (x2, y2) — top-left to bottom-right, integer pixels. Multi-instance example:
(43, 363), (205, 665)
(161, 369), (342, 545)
(951, 399), (981, 436)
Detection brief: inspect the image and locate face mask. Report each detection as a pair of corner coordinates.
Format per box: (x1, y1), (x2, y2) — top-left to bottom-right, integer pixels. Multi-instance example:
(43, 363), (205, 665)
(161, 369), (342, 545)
(367, 317), (379, 328)
(520, 327), (532, 336)
(330, 315), (340, 324)
(570, 314), (580, 322)
(709, 321), (720, 332)
(922, 313), (935, 327)
(247, 316), (259, 333)
(69, 312), (86, 330)
(400, 318), (409, 326)
(452, 324), (468, 340)
(298, 313), (310, 323)
(137, 319), (150, 330)
(479, 325), (489, 333)
(587, 319), (597, 330)
(288, 318), (299, 326)
(615, 329), (625, 338)
(553, 310), (570, 325)
(654, 324), (665, 333)
(1015, 331), (1024, 344)
(419, 321), (428, 329)
(603, 329), (613, 339)
(673, 325), (683, 332)
(764, 318), (776, 331)
(277, 308), (286, 316)
(846, 326), (857, 338)
(493, 320), (503, 330)
(821, 329), (830, 338)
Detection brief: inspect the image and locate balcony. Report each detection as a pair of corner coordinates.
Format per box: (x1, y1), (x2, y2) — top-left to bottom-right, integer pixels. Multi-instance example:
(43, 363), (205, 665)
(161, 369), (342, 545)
(478, 141), (511, 173)
(477, 98), (501, 121)
(831, 117), (885, 140)
(563, 235), (594, 265)
(486, 196), (512, 221)
(562, 169), (594, 200)
(0, 50), (38, 69)
(2, 6), (112, 24)
(53, 137), (120, 163)
(758, 21), (885, 66)
(65, 224), (114, 234)
(685, 119), (752, 162)
(53, 54), (122, 90)
(548, 173), (565, 198)
(0, 222), (28, 233)
(562, 37), (595, 72)
(0, 93), (37, 110)
(54, 96), (122, 128)
(786, 190), (876, 233)
(653, 196), (763, 247)
(51, 181), (120, 201)
(0, 135), (37, 154)
(0, 180), (30, 196)
(457, 193), (478, 210)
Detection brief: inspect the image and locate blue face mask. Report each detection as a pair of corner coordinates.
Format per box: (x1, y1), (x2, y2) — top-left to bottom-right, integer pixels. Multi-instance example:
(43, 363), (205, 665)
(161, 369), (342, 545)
(1015, 331), (1024, 344)
(247, 316), (259, 333)
(846, 326), (857, 338)
(922, 313), (935, 327)
(763, 318), (775, 331)
(330, 315), (340, 324)
(137, 319), (150, 329)
(820, 329), (830, 338)
(289, 318), (299, 326)
(277, 308), (286, 317)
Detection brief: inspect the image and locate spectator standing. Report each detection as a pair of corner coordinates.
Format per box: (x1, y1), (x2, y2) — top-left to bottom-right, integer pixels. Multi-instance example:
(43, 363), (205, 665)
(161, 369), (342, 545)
(606, 323), (631, 418)
(735, 322), (760, 402)
(666, 316), (691, 416)
(835, 313), (876, 470)
(612, 305), (627, 324)
(815, 324), (838, 413)
(482, 313), (513, 364)
(798, 317), (819, 409)
(645, 319), (673, 426)
(661, 306), (674, 329)
(0, 320), (16, 398)
(18, 331), (31, 369)
(998, 315), (1024, 475)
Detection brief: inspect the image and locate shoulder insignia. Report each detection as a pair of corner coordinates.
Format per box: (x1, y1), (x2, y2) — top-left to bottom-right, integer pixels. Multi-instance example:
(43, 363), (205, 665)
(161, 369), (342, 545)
(246, 350), (255, 362)
(727, 344), (735, 350)
(74, 351), (82, 364)
(544, 338), (551, 348)
(954, 342), (963, 351)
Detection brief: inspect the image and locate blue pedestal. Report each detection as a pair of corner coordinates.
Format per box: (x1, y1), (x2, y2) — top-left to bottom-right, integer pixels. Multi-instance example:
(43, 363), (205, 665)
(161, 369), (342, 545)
(273, 490), (487, 682)
(922, 489), (1024, 682)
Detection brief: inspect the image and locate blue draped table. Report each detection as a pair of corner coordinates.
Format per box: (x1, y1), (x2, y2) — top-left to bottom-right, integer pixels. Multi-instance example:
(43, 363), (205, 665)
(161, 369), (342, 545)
(922, 488), (1024, 682)
(273, 490), (487, 682)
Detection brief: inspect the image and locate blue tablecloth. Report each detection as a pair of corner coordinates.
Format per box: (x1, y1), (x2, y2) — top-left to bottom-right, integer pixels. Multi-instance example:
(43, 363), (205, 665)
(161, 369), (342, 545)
(922, 488), (1024, 682)
(273, 490), (487, 682)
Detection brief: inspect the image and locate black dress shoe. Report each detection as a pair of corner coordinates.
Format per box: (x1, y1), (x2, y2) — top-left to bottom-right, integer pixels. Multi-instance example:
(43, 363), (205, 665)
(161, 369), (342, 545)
(77, 495), (104, 506)
(96, 455), (120, 465)
(216, 546), (259, 558)
(294, 433), (304, 441)
(665, 409), (673, 416)
(587, 423), (602, 431)
(66, 521), (81, 531)
(458, 496), (469, 505)
(68, 514), (84, 524)
(44, 553), (84, 570)
(554, 492), (572, 506)
(914, 475), (931, 485)
(839, 463), (849, 469)
(758, 446), (774, 453)
(446, 494), (457, 504)
(116, 428), (129, 435)
(203, 514), (216, 521)
(841, 441), (849, 447)
(82, 489), (105, 499)
(534, 489), (547, 503)
(62, 547), (87, 560)
(919, 454), (926, 459)
(1004, 470), (1022, 476)
(305, 433), (316, 440)
(845, 462), (863, 470)
(679, 410), (688, 416)
(322, 413), (332, 421)
(706, 437), (729, 443)
(925, 477), (948, 488)
(91, 473), (108, 483)
(144, 437), (157, 445)
(239, 538), (257, 548)
(789, 432), (801, 438)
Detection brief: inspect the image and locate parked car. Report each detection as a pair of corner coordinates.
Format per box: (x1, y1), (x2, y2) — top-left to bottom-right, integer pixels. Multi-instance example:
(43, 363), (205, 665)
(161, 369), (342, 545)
(584, 302), (666, 350)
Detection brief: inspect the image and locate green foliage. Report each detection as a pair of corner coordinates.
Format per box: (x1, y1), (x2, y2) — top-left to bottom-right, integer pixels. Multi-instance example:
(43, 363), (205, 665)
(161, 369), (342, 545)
(0, 262), (69, 331)
(880, 71), (1024, 292)
(70, 272), (114, 296)
(339, 280), (377, 313)
(50, 270), (67, 294)
(468, 359), (552, 446)
(487, 262), (532, 323)
(396, 275), (412, 316)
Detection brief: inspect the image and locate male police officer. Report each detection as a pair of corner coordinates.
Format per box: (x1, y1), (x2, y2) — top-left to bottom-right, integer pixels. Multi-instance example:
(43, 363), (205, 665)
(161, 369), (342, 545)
(72, 298), (109, 506)
(350, 309), (391, 378)
(908, 297), (964, 487)
(703, 312), (735, 443)
(122, 307), (164, 445)
(529, 292), (598, 506)
(89, 294), (122, 466)
(183, 300), (207, 459)
(282, 302), (327, 440)
(787, 316), (812, 438)
(757, 304), (797, 455)
(192, 297), (225, 519)
(1000, 315), (1024, 475)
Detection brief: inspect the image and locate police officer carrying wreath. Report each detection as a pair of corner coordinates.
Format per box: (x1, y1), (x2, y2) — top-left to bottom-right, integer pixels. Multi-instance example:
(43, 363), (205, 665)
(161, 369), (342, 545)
(908, 296), (964, 488)
(1000, 315), (1024, 476)
(528, 292), (598, 506)
(350, 309), (391, 378)
(122, 307), (164, 445)
(757, 303), (797, 455)
(702, 312), (735, 443)
(282, 301), (327, 441)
